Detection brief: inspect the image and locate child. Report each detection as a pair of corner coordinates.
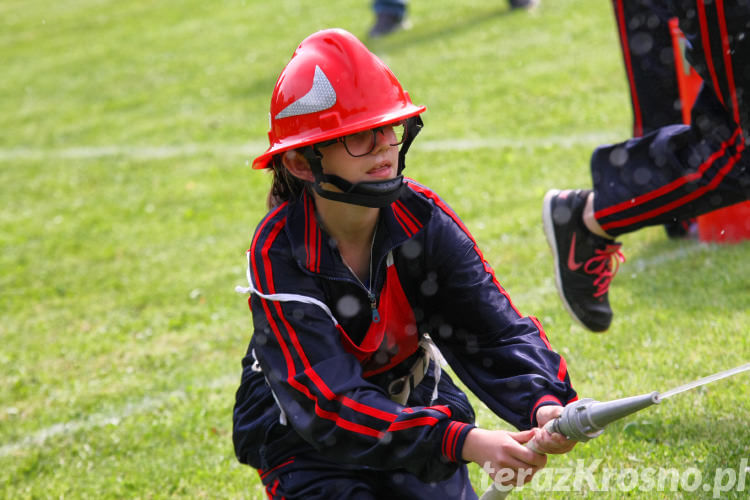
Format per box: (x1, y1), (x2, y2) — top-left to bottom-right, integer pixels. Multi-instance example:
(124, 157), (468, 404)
(233, 28), (577, 499)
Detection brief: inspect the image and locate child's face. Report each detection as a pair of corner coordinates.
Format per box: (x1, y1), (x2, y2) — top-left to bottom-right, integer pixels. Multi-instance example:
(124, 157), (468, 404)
(317, 125), (401, 185)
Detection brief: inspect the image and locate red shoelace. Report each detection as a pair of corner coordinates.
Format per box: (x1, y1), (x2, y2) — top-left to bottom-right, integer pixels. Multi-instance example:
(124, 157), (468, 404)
(584, 243), (626, 297)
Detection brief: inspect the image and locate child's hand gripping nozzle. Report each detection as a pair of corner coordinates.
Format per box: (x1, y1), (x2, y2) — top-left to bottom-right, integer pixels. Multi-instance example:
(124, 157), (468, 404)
(479, 392), (661, 500)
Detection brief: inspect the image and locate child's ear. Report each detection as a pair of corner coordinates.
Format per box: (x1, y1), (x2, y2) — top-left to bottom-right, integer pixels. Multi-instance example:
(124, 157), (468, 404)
(281, 150), (314, 182)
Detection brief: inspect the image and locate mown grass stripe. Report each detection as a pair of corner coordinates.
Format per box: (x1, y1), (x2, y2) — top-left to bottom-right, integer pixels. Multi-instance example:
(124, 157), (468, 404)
(0, 375), (236, 457)
(0, 132), (622, 161)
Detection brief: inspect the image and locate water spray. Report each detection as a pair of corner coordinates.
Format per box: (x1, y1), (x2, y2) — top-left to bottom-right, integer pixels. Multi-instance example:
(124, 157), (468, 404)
(479, 362), (750, 500)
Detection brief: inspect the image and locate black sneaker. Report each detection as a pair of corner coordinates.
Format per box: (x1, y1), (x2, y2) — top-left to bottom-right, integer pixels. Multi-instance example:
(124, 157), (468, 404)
(542, 189), (625, 332)
(368, 13), (409, 38)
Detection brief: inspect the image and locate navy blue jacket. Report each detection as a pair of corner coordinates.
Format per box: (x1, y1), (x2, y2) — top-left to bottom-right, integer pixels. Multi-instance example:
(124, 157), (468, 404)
(233, 179), (577, 483)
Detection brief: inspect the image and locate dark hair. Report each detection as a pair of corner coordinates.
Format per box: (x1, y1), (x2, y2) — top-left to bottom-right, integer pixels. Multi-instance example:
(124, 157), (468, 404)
(267, 153), (308, 209)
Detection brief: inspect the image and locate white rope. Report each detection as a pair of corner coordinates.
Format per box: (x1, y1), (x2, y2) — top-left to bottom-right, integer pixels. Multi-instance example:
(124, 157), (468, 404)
(235, 250), (340, 327)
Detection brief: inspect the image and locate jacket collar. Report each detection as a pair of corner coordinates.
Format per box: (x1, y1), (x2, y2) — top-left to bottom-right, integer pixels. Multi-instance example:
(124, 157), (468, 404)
(285, 180), (433, 277)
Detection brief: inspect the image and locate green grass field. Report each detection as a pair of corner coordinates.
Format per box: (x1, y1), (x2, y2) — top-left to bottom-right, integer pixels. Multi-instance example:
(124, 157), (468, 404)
(2, 0), (749, 498)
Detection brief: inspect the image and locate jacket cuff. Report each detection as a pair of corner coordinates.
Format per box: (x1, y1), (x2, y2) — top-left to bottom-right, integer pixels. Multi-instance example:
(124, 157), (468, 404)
(530, 394), (564, 428)
(441, 421), (474, 463)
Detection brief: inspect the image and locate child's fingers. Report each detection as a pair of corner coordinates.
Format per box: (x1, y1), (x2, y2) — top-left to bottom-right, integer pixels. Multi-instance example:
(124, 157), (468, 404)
(507, 429), (536, 444)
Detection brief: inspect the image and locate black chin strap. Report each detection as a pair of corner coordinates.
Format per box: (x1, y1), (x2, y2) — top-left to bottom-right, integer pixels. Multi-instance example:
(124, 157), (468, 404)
(308, 173), (405, 208)
(301, 116), (423, 208)
(397, 115), (423, 174)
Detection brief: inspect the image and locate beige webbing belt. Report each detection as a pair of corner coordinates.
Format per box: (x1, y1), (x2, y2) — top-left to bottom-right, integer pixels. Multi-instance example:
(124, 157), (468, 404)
(387, 334), (443, 405)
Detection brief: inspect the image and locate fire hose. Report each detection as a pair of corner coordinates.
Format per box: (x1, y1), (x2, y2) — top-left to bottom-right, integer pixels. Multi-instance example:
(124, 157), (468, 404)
(479, 362), (750, 500)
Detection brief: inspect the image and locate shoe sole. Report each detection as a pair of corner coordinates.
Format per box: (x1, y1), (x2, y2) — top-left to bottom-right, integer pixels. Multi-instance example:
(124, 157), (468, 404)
(542, 189), (603, 333)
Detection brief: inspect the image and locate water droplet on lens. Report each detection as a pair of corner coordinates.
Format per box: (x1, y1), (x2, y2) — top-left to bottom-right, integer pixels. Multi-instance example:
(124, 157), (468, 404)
(336, 295), (360, 318)
(633, 167), (652, 185)
(420, 272), (439, 296)
(631, 32), (654, 55)
(439, 324), (453, 339)
(552, 205), (572, 224)
(609, 147), (629, 166)
(401, 239), (422, 259)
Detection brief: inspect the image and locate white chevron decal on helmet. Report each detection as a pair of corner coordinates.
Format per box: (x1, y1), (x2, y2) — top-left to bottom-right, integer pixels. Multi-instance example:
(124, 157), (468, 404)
(274, 65), (337, 119)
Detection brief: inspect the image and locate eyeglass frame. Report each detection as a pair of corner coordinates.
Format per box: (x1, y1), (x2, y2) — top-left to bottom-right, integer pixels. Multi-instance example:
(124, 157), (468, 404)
(315, 121), (407, 158)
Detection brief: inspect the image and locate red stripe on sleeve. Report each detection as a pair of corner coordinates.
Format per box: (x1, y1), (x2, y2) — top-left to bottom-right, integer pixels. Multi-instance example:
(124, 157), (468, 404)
(441, 421), (467, 462)
(251, 212), (298, 379)
(530, 316), (552, 350)
(250, 204), (286, 296)
(261, 220), (314, 371)
(282, 371), (389, 438)
(426, 405), (452, 417)
(441, 423), (456, 460)
(388, 416), (440, 432)
(530, 395), (563, 426)
(257, 298), (297, 379)
(530, 316), (570, 382)
(557, 356), (568, 383)
(303, 367), (399, 423)
(315, 406), (384, 438)
(406, 181), (524, 317)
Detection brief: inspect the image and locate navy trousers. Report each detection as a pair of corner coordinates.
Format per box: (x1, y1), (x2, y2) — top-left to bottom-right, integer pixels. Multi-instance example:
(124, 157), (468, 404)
(612, 0), (683, 136)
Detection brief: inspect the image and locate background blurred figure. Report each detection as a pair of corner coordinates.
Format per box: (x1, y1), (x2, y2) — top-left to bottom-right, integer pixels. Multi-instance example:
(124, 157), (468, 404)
(369, 0), (540, 38)
(369, 0), (409, 38)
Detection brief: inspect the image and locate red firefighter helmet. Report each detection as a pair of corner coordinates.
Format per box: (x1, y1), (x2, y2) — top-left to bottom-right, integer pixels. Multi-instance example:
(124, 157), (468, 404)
(252, 28), (426, 169)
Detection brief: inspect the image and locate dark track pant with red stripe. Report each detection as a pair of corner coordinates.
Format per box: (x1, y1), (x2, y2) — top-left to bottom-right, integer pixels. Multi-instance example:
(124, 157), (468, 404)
(592, 0), (749, 236)
(611, 0), (682, 137)
(260, 455), (478, 500)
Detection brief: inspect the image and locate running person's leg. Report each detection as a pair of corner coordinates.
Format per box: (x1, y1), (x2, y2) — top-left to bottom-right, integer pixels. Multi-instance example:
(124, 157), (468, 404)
(544, 1), (750, 331)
